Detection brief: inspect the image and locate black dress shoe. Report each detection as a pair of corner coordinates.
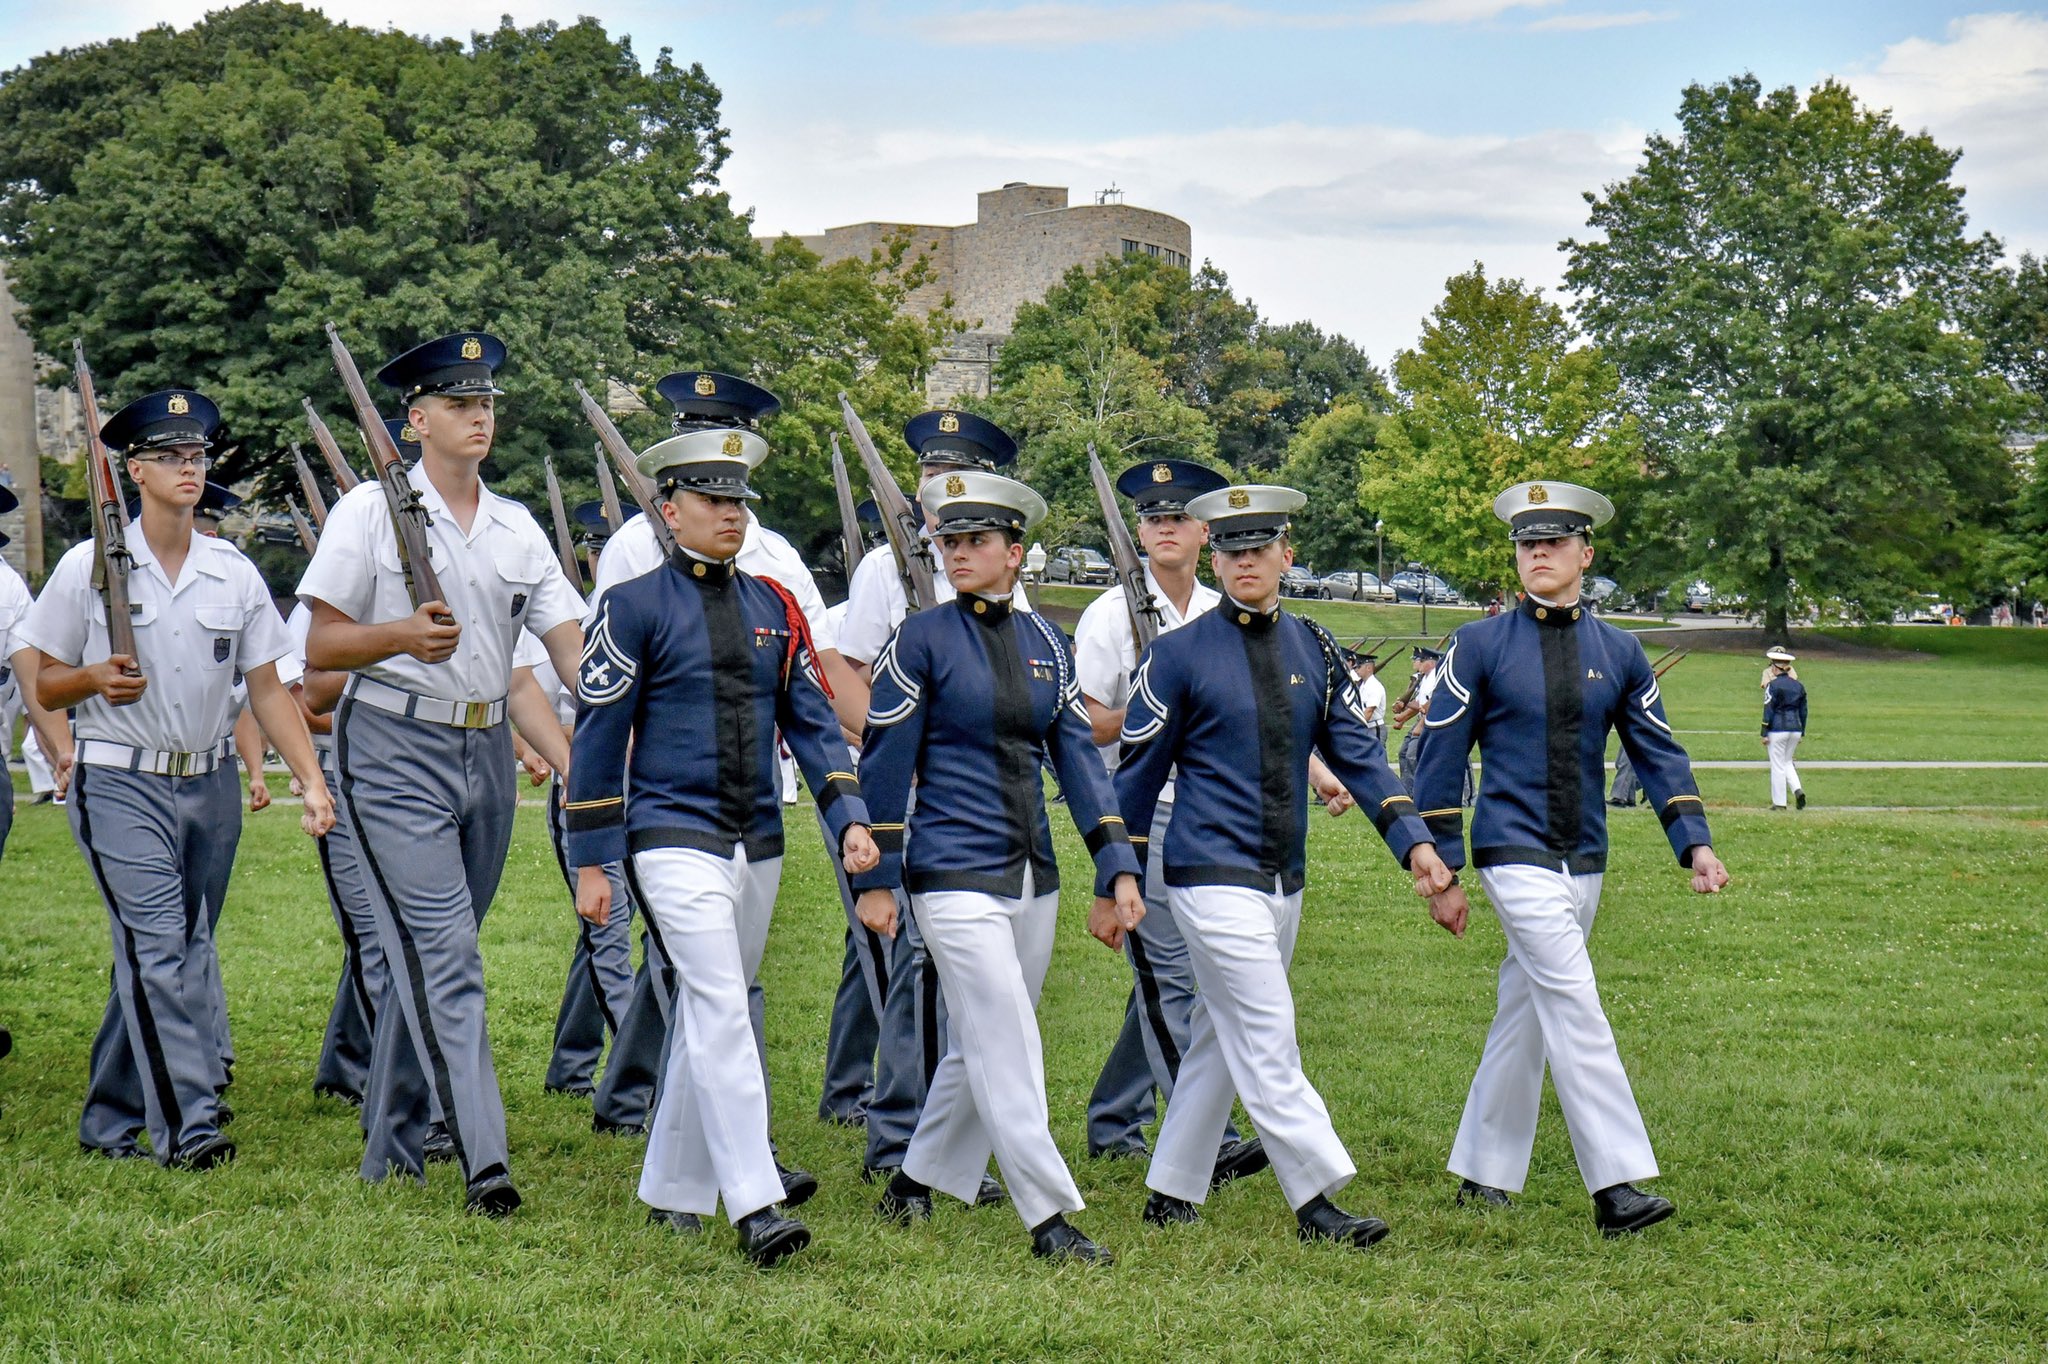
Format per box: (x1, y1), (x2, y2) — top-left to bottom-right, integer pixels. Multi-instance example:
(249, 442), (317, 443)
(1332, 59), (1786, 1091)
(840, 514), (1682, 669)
(1030, 1215), (1112, 1265)
(876, 1171), (933, 1224)
(736, 1207), (811, 1266)
(975, 1174), (1008, 1207)
(1090, 1138), (1149, 1161)
(592, 1115), (648, 1137)
(215, 1104), (235, 1129)
(465, 1172), (522, 1218)
(1210, 1137), (1270, 1190)
(778, 1161), (819, 1209)
(1592, 1182), (1674, 1236)
(1457, 1178), (1513, 1209)
(0, 1025), (11, 1060)
(1295, 1194), (1390, 1249)
(544, 1083), (595, 1100)
(169, 1134), (237, 1171)
(646, 1207), (703, 1235)
(423, 1123), (458, 1165)
(313, 1084), (364, 1108)
(1142, 1192), (1200, 1226)
(1795, 789), (1808, 810)
(81, 1141), (147, 1160)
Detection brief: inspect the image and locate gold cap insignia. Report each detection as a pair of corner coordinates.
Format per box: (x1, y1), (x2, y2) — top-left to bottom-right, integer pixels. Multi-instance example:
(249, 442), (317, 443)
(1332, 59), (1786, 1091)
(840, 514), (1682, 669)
(945, 474), (965, 497)
(460, 336), (483, 361)
(938, 412), (960, 434)
(1151, 463), (1172, 483)
(694, 374), (717, 396)
(721, 432), (744, 456)
(1227, 489), (1250, 509)
(167, 394), (190, 416)
(1527, 484), (1549, 505)
(399, 424), (418, 444)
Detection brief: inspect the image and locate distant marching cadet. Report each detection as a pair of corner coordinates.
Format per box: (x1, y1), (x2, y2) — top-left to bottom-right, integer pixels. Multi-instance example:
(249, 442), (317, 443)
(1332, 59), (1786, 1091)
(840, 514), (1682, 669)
(3, 485), (71, 859)
(27, 387), (334, 1168)
(578, 374), (860, 1203)
(1114, 483), (1450, 1249)
(1761, 646), (1808, 810)
(299, 332), (585, 1214)
(1391, 645), (1441, 790)
(835, 409), (1032, 1194)
(850, 469), (1144, 1265)
(1415, 480), (1730, 1234)
(566, 416), (880, 1266)
(1071, 458), (1266, 1187)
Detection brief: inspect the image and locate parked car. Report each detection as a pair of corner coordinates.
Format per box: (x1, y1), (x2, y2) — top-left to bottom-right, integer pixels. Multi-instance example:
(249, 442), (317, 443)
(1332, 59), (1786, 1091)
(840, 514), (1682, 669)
(1390, 570), (1459, 604)
(1321, 570), (1396, 602)
(1045, 546), (1115, 585)
(1583, 575), (1620, 610)
(1279, 567), (1331, 599)
(1683, 580), (1718, 613)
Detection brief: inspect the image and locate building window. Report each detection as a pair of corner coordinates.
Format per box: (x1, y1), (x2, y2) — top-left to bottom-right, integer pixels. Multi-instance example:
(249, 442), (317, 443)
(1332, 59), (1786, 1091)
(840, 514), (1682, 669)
(1122, 239), (1142, 255)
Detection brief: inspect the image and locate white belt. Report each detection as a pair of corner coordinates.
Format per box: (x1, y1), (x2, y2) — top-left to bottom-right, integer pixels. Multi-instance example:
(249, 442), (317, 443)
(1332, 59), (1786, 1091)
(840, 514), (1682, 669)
(77, 737), (233, 778)
(344, 675), (506, 730)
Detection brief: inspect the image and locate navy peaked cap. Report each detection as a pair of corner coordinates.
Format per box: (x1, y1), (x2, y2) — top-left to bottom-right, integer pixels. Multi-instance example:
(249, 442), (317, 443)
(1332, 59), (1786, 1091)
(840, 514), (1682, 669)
(655, 372), (780, 427)
(904, 410), (1017, 470)
(101, 389), (220, 453)
(383, 418), (421, 457)
(375, 332), (506, 403)
(1115, 459), (1227, 514)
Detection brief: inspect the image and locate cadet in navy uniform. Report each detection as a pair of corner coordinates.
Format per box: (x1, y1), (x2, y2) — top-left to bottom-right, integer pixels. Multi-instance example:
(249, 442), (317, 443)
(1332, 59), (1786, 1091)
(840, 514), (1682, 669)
(1071, 459), (1267, 1187)
(27, 388), (334, 1167)
(566, 422), (878, 1266)
(851, 470), (1143, 1264)
(300, 333), (585, 1214)
(1761, 646), (1807, 809)
(836, 410), (1029, 1194)
(1416, 481), (1730, 1235)
(1115, 484), (1450, 1249)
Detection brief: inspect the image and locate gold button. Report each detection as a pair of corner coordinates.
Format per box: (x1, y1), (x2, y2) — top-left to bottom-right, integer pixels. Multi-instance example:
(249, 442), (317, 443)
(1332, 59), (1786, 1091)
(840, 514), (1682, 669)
(1535, 606), (1548, 620)
(1238, 612), (1250, 624)
(973, 600), (986, 614)
(1572, 608), (1582, 620)
(692, 563), (705, 578)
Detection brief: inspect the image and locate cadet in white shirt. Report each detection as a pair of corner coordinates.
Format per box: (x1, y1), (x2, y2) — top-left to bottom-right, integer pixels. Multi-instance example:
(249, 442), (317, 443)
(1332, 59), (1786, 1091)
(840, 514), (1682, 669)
(1, 502), (70, 858)
(299, 332), (583, 1215)
(28, 387), (332, 1170)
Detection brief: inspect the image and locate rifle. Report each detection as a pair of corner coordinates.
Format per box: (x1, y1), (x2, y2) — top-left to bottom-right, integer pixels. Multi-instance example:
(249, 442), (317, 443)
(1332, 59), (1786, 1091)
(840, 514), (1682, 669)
(301, 397), (362, 493)
(574, 380), (675, 557)
(1652, 646), (1690, 680)
(829, 434), (865, 576)
(1086, 442), (1160, 651)
(542, 455), (582, 587)
(286, 496), (320, 555)
(72, 341), (141, 679)
(1390, 633), (1453, 729)
(838, 391), (936, 611)
(593, 443), (625, 534)
(323, 323), (448, 613)
(291, 443), (329, 527)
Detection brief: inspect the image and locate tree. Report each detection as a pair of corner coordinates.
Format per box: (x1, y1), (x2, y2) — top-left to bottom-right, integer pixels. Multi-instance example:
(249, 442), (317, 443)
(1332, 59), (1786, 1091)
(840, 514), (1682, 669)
(0, 4), (759, 515)
(1363, 265), (1644, 599)
(1565, 76), (2022, 636)
(1273, 402), (1386, 573)
(1972, 252), (2048, 403)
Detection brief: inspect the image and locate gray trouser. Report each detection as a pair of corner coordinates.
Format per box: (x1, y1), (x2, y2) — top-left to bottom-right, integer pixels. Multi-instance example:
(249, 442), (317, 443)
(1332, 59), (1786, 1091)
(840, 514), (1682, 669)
(1608, 748), (1640, 806)
(337, 700), (515, 1185)
(820, 928), (881, 1122)
(543, 779), (635, 1093)
(199, 757), (242, 1080)
(0, 748), (14, 859)
(1086, 801), (1240, 1154)
(1401, 727), (1474, 804)
(311, 743), (387, 1104)
(70, 762), (238, 1160)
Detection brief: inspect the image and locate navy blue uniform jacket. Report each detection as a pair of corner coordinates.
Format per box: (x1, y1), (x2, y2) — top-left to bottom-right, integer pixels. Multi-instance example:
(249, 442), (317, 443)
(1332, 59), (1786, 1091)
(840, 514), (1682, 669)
(1415, 596), (1711, 873)
(565, 552), (870, 870)
(850, 593), (1139, 900)
(1762, 675), (1807, 735)
(1115, 600), (1429, 895)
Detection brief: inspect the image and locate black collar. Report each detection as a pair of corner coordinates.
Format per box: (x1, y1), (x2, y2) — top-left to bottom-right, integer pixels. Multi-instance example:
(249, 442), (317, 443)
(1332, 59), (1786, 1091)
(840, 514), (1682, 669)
(958, 591), (1012, 626)
(670, 546), (737, 585)
(1518, 594), (1583, 629)
(1223, 595), (1282, 632)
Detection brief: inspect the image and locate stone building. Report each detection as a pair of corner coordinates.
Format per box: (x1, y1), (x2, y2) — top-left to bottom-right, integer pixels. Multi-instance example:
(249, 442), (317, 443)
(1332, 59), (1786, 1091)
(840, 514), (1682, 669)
(774, 182), (1191, 401)
(0, 264), (49, 577)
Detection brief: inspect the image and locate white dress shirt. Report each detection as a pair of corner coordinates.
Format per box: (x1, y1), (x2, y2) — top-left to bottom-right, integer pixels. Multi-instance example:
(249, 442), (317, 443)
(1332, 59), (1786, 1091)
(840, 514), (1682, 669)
(588, 510), (836, 649)
(1072, 566), (1220, 790)
(296, 462), (584, 703)
(24, 526), (291, 753)
(835, 536), (1031, 667)
(0, 560), (33, 734)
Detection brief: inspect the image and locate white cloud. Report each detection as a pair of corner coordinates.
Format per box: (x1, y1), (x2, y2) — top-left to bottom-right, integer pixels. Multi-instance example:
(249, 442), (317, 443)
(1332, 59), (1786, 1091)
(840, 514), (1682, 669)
(1525, 8), (1674, 32)
(918, 0), (1563, 47)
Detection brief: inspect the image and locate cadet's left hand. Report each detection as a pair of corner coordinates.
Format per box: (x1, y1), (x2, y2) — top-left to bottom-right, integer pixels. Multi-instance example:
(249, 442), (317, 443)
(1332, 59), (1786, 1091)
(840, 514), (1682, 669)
(248, 779), (272, 813)
(1312, 770), (1354, 817)
(299, 781), (336, 839)
(1409, 843), (1455, 899)
(1090, 873), (1146, 950)
(1428, 884), (1469, 938)
(841, 824), (880, 875)
(520, 747), (552, 786)
(1688, 846), (1730, 894)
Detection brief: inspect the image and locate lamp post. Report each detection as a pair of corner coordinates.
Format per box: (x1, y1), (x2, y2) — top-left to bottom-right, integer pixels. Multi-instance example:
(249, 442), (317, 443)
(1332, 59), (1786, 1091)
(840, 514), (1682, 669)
(1374, 519), (1384, 596)
(1025, 541), (1047, 582)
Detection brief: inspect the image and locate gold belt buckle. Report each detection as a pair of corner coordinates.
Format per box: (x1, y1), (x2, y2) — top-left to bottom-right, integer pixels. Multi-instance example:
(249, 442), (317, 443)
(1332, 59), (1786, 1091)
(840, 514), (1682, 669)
(165, 751), (192, 777)
(460, 700), (492, 729)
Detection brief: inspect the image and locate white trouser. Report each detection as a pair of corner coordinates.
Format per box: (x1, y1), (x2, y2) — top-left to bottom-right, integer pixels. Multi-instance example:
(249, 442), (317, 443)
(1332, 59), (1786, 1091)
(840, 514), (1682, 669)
(905, 870), (1083, 1231)
(632, 846), (787, 1223)
(1147, 882), (1355, 1210)
(1450, 865), (1656, 1195)
(23, 726), (56, 795)
(1767, 731), (1803, 806)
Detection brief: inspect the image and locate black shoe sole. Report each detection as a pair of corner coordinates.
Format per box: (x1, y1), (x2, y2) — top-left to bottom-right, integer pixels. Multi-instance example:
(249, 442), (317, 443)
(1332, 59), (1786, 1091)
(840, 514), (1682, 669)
(170, 1138), (237, 1171)
(876, 1192), (932, 1225)
(647, 1208), (703, 1234)
(1599, 1203), (1675, 1237)
(975, 1178), (1008, 1207)
(1142, 1202), (1200, 1227)
(1210, 1140), (1271, 1190)
(780, 1169), (820, 1209)
(1300, 1218), (1390, 1249)
(466, 1183), (522, 1218)
(592, 1121), (648, 1138)
(742, 1223), (812, 1267)
(1795, 791), (1807, 809)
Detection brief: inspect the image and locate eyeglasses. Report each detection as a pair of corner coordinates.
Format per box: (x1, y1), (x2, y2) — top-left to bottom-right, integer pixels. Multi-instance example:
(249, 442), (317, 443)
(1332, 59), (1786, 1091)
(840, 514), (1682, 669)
(131, 451), (212, 469)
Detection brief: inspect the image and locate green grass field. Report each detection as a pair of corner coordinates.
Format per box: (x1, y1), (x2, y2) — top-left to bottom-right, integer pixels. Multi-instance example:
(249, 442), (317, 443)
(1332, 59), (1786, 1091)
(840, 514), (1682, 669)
(2, 630), (2045, 1360)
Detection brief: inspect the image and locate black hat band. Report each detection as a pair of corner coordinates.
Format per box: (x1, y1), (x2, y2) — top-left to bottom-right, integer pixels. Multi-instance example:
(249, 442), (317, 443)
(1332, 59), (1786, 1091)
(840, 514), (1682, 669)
(1509, 510), (1594, 541)
(916, 436), (998, 469)
(1207, 513), (1289, 549)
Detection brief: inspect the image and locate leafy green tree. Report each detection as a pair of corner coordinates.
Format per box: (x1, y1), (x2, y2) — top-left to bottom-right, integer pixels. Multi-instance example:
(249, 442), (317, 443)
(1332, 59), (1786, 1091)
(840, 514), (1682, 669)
(1972, 252), (2048, 403)
(1364, 264), (1644, 599)
(1272, 403), (1386, 574)
(1565, 76), (2021, 635)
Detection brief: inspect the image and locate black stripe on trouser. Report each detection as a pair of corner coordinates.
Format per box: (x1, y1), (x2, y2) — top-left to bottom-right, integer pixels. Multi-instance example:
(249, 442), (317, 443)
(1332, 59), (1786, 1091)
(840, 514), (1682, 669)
(1125, 927), (1182, 1079)
(316, 830), (375, 1025)
(620, 856), (679, 1005)
(920, 928), (941, 1087)
(336, 699), (473, 1176)
(548, 786), (619, 1035)
(74, 765), (184, 1142)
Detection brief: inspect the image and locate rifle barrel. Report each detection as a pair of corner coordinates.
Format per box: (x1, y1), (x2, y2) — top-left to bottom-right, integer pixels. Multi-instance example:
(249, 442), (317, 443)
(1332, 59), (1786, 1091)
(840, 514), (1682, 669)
(575, 380), (675, 557)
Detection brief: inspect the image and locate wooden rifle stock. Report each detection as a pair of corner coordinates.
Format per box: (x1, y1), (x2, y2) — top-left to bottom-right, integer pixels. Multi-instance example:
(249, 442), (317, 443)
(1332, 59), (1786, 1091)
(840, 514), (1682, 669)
(322, 323), (447, 612)
(292, 443), (329, 527)
(574, 381), (674, 557)
(300, 398), (360, 493)
(830, 434), (865, 576)
(1086, 442), (1160, 651)
(286, 496), (320, 554)
(593, 443), (625, 534)
(837, 392), (936, 611)
(72, 340), (141, 674)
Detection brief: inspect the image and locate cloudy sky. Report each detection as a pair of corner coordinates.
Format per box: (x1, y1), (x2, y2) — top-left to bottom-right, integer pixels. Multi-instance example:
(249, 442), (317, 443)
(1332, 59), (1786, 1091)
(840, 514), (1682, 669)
(3, 2), (2043, 367)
